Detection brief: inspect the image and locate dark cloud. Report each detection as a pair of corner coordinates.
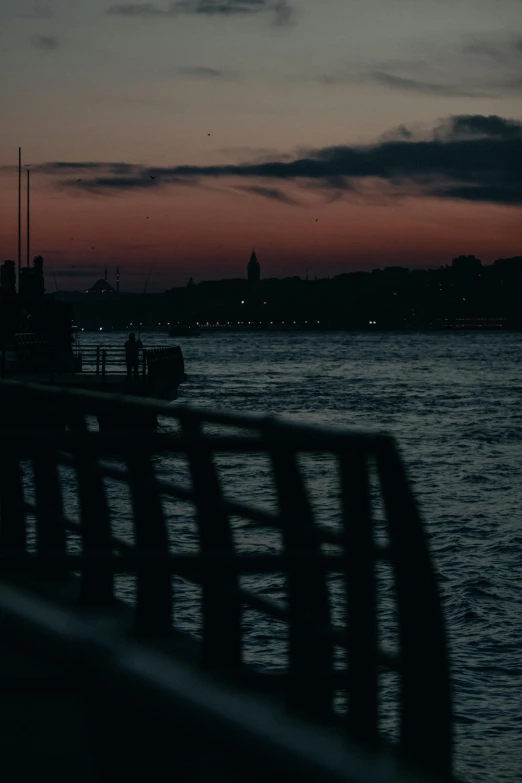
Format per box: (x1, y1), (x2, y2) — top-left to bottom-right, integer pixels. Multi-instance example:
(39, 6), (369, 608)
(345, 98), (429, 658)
(106, 3), (164, 14)
(33, 161), (140, 175)
(369, 71), (495, 98)
(318, 37), (522, 99)
(56, 170), (198, 194)
(106, 0), (293, 24)
(435, 114), (522, 140)
(378, 124), (415, 143)
(177, 65), (240, 80)
(235, 185), (300, 204)
(463, 36), (522, 67)
(27, 115), (522, 206)
(319, 66), (506, 99)
(30, 34), (59, 50)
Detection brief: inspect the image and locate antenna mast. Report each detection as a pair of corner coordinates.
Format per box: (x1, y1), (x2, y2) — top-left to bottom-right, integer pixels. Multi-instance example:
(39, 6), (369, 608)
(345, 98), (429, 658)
(17, 148), (21, 289)
(26, 168), (30, 267)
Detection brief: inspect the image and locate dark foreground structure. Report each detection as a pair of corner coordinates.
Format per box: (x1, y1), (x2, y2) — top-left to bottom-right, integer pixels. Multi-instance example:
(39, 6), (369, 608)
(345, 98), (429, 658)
(0, 258), (186, 418)
(0, 381), (455, 783)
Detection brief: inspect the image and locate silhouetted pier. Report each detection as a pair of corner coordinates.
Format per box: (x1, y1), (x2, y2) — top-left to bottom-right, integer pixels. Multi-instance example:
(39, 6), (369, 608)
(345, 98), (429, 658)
(0, 380), (454, 782)
(1, 343), (186, 430)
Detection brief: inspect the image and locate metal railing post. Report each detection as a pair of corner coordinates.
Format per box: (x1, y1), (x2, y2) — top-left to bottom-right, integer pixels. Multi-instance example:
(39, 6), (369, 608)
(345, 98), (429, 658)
(96, 346), (100, 376)
(101, 350), (106, 384)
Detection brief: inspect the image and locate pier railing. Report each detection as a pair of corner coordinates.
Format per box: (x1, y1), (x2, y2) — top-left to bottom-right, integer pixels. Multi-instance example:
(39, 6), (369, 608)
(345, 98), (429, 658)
(0, 380), (453, 782)
(2, 340), (186, 388)
(73, 343), (148, 376)
(74, 343), (186, 385)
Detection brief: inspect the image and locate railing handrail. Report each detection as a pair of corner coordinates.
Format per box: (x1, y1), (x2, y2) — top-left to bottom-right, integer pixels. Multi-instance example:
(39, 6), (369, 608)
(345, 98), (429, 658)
(0, 378), (384, 435)
(0, 379), (453, 778)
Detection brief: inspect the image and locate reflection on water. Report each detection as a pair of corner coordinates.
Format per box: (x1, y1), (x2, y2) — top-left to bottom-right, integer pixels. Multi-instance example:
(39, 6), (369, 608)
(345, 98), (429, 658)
(61, 330), (522, 782)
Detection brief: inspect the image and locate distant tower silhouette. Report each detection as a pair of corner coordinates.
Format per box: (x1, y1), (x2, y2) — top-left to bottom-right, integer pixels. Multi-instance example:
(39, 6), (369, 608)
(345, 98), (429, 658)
(247, 249), (260, 282)
(187, 276), (195, 288)
(116, 266), (120, 293)
(104, 266), (108, 282)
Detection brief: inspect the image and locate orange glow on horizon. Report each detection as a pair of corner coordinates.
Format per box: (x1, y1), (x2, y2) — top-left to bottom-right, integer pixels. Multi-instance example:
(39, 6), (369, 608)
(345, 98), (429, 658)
(0, 174), (520, 291)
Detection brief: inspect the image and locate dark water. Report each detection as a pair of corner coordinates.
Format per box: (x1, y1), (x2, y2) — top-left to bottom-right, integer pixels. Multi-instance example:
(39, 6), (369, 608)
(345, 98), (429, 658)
(81, 330), (522, 782)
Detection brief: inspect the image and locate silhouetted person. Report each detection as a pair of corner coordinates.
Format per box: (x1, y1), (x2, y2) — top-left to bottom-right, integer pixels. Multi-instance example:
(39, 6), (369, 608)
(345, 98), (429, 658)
(125, 332), (142, 379)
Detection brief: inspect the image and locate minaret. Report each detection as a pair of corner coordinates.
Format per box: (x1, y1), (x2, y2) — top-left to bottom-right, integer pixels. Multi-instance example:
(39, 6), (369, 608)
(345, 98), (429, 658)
(247, 248), (260, 282)
(116, 266), (120, 293)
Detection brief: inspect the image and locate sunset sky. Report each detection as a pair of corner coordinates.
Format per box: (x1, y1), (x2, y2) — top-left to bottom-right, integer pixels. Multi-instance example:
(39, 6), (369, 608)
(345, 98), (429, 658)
(0, 0), (521, 291)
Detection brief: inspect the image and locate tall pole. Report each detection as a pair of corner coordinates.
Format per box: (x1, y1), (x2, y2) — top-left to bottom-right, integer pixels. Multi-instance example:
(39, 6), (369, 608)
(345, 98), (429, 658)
(26, 168), (30, 267)
(17, 148), (21, 289)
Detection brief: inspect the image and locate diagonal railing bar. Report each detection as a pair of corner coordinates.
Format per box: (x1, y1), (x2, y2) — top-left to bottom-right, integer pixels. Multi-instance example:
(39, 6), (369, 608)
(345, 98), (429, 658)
(375, 441), (452, 777)
(127, 452), (172, 637)
(60, 453), (390, 564)
(180, 416), (242, 670)
(237, 589), (289, 622)
(0, 433), (388, 456)
(339, 449), (378, 744)
(33, 450), (69, 580)
(271, 443), (333, 720)
(0, 378), (384, 438)
(57, 451), (283, 529)
(378, 650), (401, 671)
(0, 550), (348, 574)
(58, 453), (389, 560)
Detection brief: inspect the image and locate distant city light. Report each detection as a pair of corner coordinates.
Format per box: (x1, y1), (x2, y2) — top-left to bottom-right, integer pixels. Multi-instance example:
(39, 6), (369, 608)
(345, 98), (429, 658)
(99, 327), (103, 331)
(241, 300), (245, 304)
